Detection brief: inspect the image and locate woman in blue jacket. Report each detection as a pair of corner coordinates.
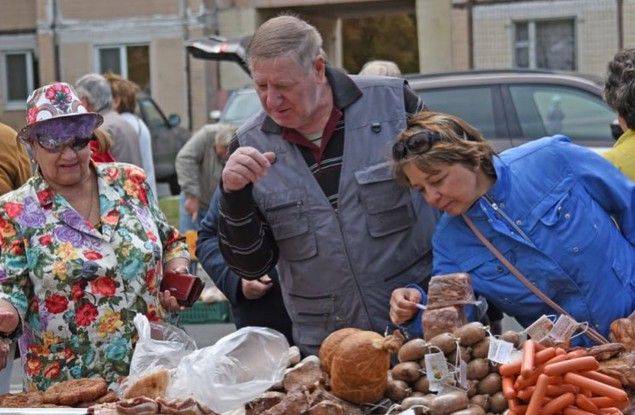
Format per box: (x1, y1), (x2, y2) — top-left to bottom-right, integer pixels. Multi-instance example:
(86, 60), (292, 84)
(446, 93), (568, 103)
(389, 111), (634, 345)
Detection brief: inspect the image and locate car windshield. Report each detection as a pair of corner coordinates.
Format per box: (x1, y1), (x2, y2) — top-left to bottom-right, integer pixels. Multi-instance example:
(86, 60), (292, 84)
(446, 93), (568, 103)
(138, 97), (167, 129)
(221, 89), (261, 126)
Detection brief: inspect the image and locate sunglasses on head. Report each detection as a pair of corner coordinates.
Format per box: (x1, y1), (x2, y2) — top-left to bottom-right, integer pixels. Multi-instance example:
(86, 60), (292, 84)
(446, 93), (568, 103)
(392, 129), (441, 161)
(34, 134), (93, 153)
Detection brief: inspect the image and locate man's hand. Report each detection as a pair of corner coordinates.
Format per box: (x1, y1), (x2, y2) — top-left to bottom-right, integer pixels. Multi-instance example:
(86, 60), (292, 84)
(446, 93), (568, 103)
(184, 196), (200, 220)
(241, 275), (273, 300)
(222, 147), (276, 192)
(389, 287), (422, 325)
(0, 300), (19, 336)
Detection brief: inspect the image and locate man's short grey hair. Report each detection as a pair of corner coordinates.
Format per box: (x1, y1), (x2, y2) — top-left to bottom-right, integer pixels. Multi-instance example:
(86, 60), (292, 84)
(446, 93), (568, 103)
(359, 60), (402, 77)
(75, 73), (113, 114)
(247, 15), (323, 72)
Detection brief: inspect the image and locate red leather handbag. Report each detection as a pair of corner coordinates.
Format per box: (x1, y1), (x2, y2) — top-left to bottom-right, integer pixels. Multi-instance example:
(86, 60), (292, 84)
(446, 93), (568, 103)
(159, 271), (204, 307)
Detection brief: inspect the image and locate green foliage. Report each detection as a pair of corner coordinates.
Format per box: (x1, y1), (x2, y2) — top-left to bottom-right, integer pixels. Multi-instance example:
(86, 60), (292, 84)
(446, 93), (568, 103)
(343, 13), (420, 74)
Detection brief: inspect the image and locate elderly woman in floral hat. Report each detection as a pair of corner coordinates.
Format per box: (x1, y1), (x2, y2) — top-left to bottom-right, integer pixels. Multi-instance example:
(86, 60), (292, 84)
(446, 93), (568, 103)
(0, 82), (190, 391)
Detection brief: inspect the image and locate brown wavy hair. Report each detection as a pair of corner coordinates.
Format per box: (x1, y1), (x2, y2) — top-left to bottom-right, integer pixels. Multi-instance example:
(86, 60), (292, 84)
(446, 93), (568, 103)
(104, 72), (140, 114)
(392, 111), (497, 186)
(92, 128), (113, 154)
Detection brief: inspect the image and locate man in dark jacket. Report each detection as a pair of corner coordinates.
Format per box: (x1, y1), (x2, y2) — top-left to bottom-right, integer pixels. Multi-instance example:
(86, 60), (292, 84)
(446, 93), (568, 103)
(197, 188), (293, 344)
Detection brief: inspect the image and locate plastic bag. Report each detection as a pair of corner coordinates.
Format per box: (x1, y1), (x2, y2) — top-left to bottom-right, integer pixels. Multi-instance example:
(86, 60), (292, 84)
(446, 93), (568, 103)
(426, 273), (476, 309)
(128, 313), (197, 381)
(168, 326), (289, 414)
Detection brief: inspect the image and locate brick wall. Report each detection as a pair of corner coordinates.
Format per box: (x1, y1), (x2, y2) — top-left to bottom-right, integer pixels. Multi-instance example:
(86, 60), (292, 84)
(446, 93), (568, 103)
(0, 0), (36, 31)
(473, 0), (618, 77)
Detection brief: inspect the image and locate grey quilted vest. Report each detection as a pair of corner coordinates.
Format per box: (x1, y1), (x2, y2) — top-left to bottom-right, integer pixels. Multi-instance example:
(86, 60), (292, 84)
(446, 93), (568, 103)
(237, 75), (436, 354)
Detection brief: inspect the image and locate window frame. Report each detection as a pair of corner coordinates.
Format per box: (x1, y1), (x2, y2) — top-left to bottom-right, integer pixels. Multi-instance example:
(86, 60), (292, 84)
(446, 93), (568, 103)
(2, 50), (35, 110)
(513, 18), (577, 71)
(94, 43), (149, 79)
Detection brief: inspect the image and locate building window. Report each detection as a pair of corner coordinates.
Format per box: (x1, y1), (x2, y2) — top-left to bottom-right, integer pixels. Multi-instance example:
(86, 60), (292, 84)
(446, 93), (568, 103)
(3, 51), (37, 108)
(514, 19), (576, 71)
(96, 45), (150, 91)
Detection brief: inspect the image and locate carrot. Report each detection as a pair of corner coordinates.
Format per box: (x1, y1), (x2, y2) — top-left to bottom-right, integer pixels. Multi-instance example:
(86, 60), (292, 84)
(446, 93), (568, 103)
(508, 399), (528, 415)
(500, 347), (556, 377)
(566, 349), (588, 359)
(543, 392), (576, 415)
(503, 376), (516, 399)
(576, 394), (599, 413)
(599, 408), (622, 415)
(515, 369), (540, 390)
(581, 388), (593, 398)
(544, 356), (600, 376)
(546, 384), (579, 396)
(564, 407), (597, 415)
(526, 373), (549, 415)
(544, 354), (569, 366)
(563, 373), (628, 402)
(534, 341), (546, 351)
(588, 397), (617, 409)
(517, 387), (535, 401)
(548, 376), (563, 385)
(555, 347), (567, 355)
(581, 371), (623, 389)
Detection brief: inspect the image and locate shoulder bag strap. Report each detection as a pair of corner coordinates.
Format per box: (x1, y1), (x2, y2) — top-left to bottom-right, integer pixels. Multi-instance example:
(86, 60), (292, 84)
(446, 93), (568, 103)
(461, 214), (608, 345)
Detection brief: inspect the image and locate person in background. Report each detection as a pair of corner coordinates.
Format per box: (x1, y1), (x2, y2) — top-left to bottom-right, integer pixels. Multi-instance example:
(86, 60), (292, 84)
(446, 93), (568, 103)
(105, 73), (157, 197)
(175, 124), (233, 228)
(359, 60), (402, 77)
(603, 48), (635, 180)
(0, 82), (189, 390)
(89, 128), (115, 163)
(389, 111), (634, 345)
(197, 188), (293, 345)
(0, 122), (31, 393)
(217, 15), (435, 355)
(75, 73), (143, 168)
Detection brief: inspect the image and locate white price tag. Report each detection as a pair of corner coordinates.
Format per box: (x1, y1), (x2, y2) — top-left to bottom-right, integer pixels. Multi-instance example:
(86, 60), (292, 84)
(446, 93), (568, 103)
(425, 352), (451, 392)
(458, 359), (468, 388)
(547, 314), (579, 343)
(526, 314), (554, 342)
(487, 337), (514, 364)
(397, 410), (416, 415)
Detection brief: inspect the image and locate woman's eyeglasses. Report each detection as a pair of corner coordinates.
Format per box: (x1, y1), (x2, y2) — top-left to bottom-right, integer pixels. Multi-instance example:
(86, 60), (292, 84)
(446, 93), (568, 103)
(35, 135), (93, 153)
(392, 129), (441, 160)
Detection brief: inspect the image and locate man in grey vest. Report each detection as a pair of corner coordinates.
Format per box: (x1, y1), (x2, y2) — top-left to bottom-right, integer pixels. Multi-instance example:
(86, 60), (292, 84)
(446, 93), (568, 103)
(218, 15), (437, 355)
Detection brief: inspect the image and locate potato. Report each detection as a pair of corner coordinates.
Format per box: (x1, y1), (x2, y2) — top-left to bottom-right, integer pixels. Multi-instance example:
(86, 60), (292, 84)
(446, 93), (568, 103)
(413, 376), (430, 393)
(471, 338), (489, 359)
(466, 380), (479, 398)
(448, 346), (471, 364)
(399, 338), (429, 362)
(477, 373), (502, 395)
(454, 322), (487, 346)
(429, 333), (457, 355)
(411, 391), (427, 398)
(385, 375), (411, 402)
(499, 331), (520, 348)
(392, 362), (422, 383)
(430, 391), (469, 415)
(466, 359), (489, 381)
(450, 406), (486, 415)
(319, 328), (361, 373)
(488, 392), (508, 414)
(469, 395), (489, 412)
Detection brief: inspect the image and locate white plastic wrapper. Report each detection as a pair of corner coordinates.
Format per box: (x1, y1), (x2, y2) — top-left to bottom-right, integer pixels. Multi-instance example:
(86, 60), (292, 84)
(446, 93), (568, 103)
(127, 314), (197, 384)
(127, 314), (289, 414)
(169, 326), (289, 413)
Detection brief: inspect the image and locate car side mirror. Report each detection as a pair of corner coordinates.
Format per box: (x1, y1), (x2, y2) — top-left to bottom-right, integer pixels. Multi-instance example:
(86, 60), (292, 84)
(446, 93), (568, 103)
(209, 110), (221, 123)
(168, 114), (181, 128)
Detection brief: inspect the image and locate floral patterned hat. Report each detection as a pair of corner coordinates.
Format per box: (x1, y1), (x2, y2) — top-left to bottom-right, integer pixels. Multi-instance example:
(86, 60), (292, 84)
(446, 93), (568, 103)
(17, 82), (103, 143)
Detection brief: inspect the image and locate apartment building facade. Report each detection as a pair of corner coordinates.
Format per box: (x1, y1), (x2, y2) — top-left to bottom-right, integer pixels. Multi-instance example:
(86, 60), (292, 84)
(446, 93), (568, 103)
(1, 0), (632, 133)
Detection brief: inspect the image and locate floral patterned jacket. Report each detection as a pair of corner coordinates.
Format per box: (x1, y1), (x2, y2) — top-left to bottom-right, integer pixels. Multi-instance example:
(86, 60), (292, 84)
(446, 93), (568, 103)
(0, 162), (189, 391)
